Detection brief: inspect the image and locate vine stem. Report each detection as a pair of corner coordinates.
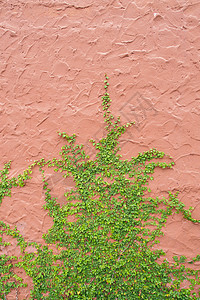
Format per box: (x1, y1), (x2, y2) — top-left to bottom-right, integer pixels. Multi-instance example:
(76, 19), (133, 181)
(111, 242), (131, 280)
(16, 288), (18, 300)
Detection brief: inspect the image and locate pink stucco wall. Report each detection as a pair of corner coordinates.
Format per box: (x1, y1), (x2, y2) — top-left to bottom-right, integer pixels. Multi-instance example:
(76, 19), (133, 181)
(0, 0), (200, 298)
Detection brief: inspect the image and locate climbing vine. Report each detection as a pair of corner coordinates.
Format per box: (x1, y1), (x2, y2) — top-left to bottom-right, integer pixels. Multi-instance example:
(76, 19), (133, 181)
(0, 76), (200, 299)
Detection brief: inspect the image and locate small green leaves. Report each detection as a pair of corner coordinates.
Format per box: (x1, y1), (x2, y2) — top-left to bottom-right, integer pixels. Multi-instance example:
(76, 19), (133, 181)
(0, 76), (199, 299)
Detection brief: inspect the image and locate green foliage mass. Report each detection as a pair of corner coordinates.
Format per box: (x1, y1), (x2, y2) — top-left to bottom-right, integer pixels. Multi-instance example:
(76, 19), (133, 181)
(0, 76), (200, 299)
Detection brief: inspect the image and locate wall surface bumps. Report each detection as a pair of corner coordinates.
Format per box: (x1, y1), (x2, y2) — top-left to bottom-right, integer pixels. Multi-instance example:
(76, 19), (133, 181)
(0, 0), (200, 298)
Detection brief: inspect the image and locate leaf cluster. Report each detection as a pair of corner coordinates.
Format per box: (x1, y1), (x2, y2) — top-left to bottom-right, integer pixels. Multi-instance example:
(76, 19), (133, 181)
(0, 76), (200, 299)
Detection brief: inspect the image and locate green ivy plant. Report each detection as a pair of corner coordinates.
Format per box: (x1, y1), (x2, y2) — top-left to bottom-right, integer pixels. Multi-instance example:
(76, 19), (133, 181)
(0, 76), (200, 299)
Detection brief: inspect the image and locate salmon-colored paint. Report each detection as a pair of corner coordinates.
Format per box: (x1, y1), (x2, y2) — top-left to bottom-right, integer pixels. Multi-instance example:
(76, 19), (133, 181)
(0, 0), (200, 298)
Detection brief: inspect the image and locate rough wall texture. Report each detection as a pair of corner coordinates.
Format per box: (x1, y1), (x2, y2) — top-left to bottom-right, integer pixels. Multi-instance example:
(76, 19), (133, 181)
(0, 0), (200, 298)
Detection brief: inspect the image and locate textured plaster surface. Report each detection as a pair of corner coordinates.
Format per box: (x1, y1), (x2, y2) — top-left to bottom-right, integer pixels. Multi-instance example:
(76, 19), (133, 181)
(0, 0), (200, 298)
